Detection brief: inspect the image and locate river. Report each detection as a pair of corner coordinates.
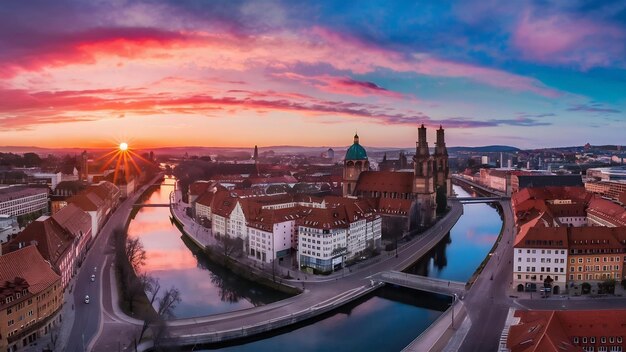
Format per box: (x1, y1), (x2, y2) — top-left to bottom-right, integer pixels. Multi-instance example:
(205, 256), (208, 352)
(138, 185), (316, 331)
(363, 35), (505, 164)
(129, 180), (502, 350)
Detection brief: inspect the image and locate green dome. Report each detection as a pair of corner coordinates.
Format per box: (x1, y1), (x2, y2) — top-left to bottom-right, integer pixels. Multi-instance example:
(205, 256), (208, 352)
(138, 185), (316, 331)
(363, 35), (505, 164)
(345, 134), (368, 160)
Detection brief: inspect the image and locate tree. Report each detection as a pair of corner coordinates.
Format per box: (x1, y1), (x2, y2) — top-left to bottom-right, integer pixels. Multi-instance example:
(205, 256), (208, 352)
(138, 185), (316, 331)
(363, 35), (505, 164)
(113, 227), (148, 313)
(217, 234), (244, 258)
(136, 286), (181, 351)
(22, 152), (42, 167)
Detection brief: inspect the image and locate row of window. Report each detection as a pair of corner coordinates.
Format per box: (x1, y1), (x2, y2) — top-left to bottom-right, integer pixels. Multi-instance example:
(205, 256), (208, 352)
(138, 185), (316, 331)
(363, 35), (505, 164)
(569, 273), (621, 281)
(519, 249), (567, 255)
(516, 274), (559, 282)
(570, 265), (620, 272)
(571, 257), (624, 263)
(574, 335), (623, 345)
(518, 266), (565, 273)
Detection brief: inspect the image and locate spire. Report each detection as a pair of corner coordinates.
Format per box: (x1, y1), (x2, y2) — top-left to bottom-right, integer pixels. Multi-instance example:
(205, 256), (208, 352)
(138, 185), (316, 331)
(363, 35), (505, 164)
(253, 145), (258, 160)
(415, 124), (429, 157)
(353, 133), (360, 144)
(435, 125), (447, 156)
(382, 153), (387, 162)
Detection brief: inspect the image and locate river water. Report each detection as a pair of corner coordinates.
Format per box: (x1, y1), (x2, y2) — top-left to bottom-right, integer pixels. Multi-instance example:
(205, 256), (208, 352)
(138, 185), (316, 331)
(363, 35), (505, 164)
(129, 179), (502, 350)
(127, 176), (289, 318)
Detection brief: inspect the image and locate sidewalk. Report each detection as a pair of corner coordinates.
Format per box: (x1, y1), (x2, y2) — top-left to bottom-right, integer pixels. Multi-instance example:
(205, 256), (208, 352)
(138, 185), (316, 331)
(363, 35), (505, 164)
(170, 185), (461, 284)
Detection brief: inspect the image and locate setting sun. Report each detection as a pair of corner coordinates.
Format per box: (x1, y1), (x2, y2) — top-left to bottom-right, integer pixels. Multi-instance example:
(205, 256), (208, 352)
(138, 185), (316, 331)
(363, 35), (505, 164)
(119, 142), (128, 151)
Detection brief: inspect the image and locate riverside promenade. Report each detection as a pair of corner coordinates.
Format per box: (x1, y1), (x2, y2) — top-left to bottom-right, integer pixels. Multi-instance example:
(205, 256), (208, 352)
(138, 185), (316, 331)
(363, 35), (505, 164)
(145, 188), (465, 349)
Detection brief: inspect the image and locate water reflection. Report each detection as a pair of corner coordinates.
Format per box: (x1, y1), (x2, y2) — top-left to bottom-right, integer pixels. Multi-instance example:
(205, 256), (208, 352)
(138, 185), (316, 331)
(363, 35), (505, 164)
(127, 177), (289, 318)
(200, 287), (450, 352)
(405, 185), (503, 282)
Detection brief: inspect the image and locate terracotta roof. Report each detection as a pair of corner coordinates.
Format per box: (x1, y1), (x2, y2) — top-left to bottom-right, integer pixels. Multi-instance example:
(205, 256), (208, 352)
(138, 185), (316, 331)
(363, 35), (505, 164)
(568, 227), (626, 250)
(0, 245), (60, 295)
(355, 171), (414, 195)
(211, 190), (238, 217)
(8, 217), (74, 267)
(247, 207), (307, 232)
(546, 203), (586, 218)
(88, 181), (119, 201)
(68, 191), (103, 211)
(189, 181), (215, 196)
(52, 203), (91, 237)
(298, 207), (349, 230)
(195, 190), (216, 207)
(514, 222), (567, 249)
(508, 310), (626, 352)
(248, 175), (298, 184)
(587, 197), (626, 226)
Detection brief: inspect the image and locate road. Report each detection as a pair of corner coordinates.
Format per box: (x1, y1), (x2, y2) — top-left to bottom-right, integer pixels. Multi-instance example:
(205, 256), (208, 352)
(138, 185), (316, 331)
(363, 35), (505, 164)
(457, 199), (515, 352)
(65, 175), (163, 352)
(87, 195), (463, 349)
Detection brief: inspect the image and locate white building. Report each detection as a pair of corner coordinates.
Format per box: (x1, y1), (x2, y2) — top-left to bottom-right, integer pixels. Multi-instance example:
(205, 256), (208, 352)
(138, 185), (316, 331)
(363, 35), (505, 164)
(298, 209), (349, 273)
(248, 212), (297, 263)
(0, 185), (49, 217)
(513, 225), (568, 294)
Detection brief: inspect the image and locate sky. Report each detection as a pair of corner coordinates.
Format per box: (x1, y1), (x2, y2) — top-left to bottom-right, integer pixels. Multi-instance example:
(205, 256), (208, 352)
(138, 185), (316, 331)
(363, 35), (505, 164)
(0, 0), (625, 149)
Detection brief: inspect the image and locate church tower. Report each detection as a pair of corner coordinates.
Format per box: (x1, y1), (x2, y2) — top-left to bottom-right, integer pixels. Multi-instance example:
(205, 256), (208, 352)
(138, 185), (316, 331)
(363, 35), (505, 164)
(412, 125), (436, 225)
(434, 125), (451, 195)
(80, 150), (89, 182)
(343, 134), (369, 196)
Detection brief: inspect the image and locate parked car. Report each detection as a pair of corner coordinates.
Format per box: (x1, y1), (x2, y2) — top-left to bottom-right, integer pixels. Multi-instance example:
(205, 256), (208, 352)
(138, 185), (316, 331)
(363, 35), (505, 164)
(90, 274), (96, 282)
(84, 295), (90, 304)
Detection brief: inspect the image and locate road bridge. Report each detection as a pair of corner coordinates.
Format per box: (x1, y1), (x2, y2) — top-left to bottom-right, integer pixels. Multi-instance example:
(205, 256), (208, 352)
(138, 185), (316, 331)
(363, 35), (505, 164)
(453, 196), (508, 203)
(371, 271), (467, 297)
(451, 175), (507, 197)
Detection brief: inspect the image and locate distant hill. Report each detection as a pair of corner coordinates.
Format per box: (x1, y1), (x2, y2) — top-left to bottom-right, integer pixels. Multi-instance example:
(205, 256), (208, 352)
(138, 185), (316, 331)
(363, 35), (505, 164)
(448, 145), (520, 153)
(1, 144), (521, 156)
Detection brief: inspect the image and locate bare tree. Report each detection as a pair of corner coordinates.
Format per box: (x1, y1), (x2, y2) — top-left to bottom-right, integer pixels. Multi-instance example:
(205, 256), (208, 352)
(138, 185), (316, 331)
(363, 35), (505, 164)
(135, 286), (182, 351)
(217, 234), (244, 258)
(113, 227), (148, 314)
(126, 237), (147, 272)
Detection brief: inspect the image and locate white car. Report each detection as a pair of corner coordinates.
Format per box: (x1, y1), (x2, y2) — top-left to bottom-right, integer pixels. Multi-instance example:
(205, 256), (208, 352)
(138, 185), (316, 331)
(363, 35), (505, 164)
(90, 274), (96, 282)
(84, 295), (90, 304)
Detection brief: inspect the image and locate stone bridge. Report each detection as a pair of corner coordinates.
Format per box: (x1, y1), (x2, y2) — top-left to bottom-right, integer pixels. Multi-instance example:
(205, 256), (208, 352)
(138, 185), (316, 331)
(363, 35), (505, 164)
(370, 271), (467, 297)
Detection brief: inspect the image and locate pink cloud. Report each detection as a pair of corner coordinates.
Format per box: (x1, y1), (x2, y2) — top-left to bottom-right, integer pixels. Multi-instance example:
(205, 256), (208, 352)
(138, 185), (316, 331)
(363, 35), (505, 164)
(272, 72), (405, 99)
(512, 10), (625, 68)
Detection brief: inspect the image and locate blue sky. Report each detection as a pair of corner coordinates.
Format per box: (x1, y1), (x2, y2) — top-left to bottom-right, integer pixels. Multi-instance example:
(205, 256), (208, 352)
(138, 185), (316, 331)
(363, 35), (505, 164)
(0, 0), (624, 148)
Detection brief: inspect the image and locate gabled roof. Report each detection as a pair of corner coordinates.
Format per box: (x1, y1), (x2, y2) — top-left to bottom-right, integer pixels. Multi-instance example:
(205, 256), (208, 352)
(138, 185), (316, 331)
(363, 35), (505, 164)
(514, 220), (567, 249)
(52, 203), (91, 237)
(355, 171), (414, 194)
(508, 310), (626, 352)
(211, 190), (238, 217)
(0, 245), (60, 295)
(9, 217), (74, 266)
(298, 207), (349, 230)
(68, 192), (102, 211)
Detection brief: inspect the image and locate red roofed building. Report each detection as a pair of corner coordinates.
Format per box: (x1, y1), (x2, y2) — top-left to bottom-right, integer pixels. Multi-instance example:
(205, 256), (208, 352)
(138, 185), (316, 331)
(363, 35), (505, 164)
(7, 216), (76, 289)
(505, 309), (626, 352)
(587, 197), (626, 227)
(513, 221), (568, 294)
(0, 246), (63, 351)
(52, 203), (92, 266)
(343, 125), (451, 230)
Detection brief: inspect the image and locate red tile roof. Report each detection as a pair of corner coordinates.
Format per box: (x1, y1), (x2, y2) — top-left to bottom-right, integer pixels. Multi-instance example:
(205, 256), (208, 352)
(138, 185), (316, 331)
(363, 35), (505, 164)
(52, 203), (91, 237)
(8, 217), (74, 267)
(298, 207), (349, 230)
(587, 197), (626, 226)
(355, 171), (414, 195)
(0, 245), (60, 295)
(508, 310), (626, 352)
(211, 190), (238, 217)
(514, 221), (567, 249)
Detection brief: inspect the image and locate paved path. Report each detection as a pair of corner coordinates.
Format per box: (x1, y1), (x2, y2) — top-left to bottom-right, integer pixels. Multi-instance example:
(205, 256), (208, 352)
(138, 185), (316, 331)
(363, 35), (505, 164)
(89, 183), (463, 349)
(64, 174), (164, 352)
(371, 271), (466, 297)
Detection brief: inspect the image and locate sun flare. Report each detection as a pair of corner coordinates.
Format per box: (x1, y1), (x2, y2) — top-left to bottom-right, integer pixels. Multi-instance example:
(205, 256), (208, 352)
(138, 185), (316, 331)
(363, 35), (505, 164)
(119, 142), (128, 151)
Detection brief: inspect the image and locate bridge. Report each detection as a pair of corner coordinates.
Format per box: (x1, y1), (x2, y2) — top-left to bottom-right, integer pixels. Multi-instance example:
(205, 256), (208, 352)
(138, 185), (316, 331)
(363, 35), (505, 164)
(132, 203), (170, 207)
(451, 175), (508, 197)
(370, 271), (467, 298)
(452, 196), (507, 203)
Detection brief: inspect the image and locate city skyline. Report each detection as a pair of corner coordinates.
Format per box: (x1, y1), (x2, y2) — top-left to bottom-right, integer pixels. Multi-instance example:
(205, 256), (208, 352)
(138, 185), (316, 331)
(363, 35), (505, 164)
(1, 0), (625, 149)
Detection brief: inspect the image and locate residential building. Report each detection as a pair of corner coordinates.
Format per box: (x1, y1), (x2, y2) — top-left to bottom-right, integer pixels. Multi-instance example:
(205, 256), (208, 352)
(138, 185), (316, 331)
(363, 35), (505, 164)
(513, 220), (568, 294)
(505, 309), (626, 352)
(0, 246), (62, 351)
(585, 180), (626, 202)
(297, 207), (349, 273)
(8, 216), (76, 290)
(52, 203), (92, 266)
(568, 227), (626, 288)
(0, 186), (49, 218)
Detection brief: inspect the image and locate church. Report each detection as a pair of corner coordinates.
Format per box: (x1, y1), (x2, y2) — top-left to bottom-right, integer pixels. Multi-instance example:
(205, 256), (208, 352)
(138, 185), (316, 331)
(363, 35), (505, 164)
(342, 124), (451, 227)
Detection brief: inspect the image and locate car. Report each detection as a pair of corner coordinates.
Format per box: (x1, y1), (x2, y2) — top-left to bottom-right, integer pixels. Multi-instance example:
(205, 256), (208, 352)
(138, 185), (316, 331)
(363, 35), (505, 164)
(84, 295), (90, 304)
(90, 274), (96, 282)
